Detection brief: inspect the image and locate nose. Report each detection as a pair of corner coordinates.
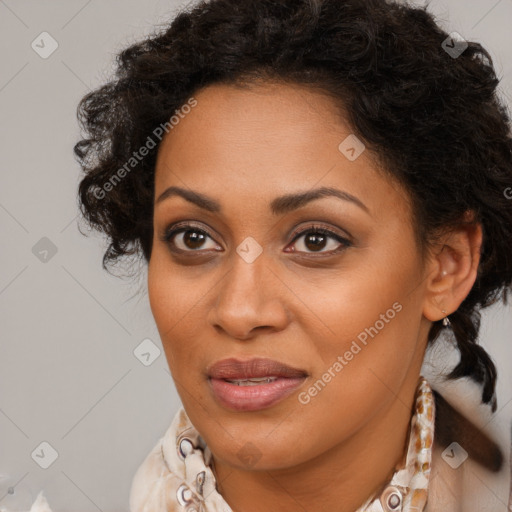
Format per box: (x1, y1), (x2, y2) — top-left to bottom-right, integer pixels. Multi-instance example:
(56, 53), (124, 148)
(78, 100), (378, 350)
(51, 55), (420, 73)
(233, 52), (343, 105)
(206, 249), (290, 341)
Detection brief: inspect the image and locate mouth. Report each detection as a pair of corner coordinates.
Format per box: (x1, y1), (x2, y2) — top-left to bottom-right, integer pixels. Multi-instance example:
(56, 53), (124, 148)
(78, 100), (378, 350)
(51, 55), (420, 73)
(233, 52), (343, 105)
(223, 376), (280, 386)
(207, 357), (308, 412)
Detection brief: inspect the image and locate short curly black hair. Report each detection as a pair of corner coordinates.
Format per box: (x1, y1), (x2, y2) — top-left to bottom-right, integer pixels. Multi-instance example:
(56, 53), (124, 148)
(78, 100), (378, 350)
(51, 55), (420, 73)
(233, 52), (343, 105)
(74, 0), (512, 411)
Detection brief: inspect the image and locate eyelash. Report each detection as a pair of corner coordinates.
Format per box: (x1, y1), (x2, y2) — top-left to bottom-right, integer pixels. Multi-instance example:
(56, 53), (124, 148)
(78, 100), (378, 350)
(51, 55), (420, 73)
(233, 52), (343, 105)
(159, 221), (352, 256)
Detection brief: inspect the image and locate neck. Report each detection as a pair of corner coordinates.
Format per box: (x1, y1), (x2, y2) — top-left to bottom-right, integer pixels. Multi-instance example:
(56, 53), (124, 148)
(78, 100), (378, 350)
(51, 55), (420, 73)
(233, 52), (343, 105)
(212, 373), (420, 512)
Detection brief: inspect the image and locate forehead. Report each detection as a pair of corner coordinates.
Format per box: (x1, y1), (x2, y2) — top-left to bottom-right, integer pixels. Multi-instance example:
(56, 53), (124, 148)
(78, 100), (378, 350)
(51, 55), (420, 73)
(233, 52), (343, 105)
(154, 81), (412, 222)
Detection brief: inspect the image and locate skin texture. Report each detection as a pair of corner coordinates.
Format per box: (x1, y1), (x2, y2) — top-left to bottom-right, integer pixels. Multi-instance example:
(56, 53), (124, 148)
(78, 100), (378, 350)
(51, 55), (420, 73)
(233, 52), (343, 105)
(148, 81), (483, 512)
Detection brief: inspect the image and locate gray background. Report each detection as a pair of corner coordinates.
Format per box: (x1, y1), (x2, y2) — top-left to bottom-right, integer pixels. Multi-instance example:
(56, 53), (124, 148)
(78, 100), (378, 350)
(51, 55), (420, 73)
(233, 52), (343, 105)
(0, 0), (511, 510)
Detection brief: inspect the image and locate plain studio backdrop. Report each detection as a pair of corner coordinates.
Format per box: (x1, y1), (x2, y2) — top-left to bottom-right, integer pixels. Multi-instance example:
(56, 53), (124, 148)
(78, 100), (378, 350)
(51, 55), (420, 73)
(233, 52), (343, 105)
(1, 0), (511, 510)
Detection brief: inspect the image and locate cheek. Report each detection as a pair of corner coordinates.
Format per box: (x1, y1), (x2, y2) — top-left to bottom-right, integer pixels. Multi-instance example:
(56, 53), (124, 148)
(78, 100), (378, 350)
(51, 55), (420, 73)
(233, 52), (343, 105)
(292, 257), (421, 403)
(148, 249), (200, 331)
(148, 258), (174, 333)
(288, 258), (410, 349)
(147, 256), (186, 366)
(147, 254), (214, 377)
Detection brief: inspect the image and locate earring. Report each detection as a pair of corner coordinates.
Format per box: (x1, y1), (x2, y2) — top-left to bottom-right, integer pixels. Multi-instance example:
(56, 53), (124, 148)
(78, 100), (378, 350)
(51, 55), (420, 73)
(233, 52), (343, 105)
(441, 309), (451, 327)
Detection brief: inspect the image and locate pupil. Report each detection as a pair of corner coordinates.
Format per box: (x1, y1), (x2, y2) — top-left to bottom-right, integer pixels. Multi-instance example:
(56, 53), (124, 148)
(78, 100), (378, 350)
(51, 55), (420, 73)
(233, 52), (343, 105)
(184, 230), (205, 249)
(305, 233), (326, 251)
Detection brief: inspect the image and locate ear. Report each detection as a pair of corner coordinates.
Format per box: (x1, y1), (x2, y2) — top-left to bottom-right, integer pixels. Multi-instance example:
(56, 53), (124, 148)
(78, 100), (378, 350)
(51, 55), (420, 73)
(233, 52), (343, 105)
(422, 211), (483, 322)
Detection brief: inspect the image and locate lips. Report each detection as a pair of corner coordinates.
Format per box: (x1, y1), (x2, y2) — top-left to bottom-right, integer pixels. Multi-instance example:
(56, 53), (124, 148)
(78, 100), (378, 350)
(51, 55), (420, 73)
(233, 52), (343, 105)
(207, 357), (308, 380)
(207, 357), (308, 412)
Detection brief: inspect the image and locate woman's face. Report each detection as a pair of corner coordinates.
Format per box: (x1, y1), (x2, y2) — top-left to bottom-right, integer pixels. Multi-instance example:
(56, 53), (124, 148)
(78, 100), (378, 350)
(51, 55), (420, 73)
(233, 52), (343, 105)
(148, 81), (434, 470)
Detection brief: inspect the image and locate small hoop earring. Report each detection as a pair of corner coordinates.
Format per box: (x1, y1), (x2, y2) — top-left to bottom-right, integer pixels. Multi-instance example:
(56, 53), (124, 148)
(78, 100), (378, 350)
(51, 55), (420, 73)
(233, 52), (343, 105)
(441, 309), (451, 327)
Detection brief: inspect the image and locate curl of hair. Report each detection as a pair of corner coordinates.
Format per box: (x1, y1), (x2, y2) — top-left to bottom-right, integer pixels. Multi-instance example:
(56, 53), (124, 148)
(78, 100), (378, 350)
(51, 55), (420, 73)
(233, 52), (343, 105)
(74, 0), (512, 411)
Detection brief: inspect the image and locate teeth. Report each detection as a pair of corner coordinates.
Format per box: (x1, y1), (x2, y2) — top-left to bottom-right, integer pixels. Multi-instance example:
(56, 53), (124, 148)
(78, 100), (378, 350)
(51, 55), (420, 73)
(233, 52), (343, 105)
(226, 377), (278, 386)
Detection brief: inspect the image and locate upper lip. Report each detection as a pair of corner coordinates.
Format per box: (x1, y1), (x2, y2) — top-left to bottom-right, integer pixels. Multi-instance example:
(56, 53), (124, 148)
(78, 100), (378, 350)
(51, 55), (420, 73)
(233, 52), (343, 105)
(207, 357), (308, 380)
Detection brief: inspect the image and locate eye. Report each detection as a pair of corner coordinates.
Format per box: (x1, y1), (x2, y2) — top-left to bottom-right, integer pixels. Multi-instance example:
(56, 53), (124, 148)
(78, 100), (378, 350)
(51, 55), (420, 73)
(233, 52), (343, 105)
(286, 224), (352, 255)
(160, 222), (220, 253)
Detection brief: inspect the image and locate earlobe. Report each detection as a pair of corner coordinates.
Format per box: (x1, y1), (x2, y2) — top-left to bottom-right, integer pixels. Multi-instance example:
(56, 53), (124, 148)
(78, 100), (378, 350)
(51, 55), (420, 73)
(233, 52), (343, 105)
(422, 220), (483, 323)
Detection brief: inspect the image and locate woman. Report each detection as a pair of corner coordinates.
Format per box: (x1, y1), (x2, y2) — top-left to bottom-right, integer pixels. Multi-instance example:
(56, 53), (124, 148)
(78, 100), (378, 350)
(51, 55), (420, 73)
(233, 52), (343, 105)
(22, 0), (512, 510)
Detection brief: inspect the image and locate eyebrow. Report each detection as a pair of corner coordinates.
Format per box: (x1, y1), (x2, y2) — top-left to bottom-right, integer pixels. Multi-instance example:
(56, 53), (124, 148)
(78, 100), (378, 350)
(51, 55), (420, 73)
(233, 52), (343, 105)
(155, 185), (370, 216)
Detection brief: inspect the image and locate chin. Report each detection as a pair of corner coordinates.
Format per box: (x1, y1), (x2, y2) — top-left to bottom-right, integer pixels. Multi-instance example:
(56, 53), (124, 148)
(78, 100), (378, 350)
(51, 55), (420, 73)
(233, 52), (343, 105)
(215, 442), (304, 472)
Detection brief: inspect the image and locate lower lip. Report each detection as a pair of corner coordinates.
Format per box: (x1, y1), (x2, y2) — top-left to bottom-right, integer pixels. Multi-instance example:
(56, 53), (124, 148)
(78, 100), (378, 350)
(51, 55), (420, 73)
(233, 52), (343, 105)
(209, 377), (306, 412)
